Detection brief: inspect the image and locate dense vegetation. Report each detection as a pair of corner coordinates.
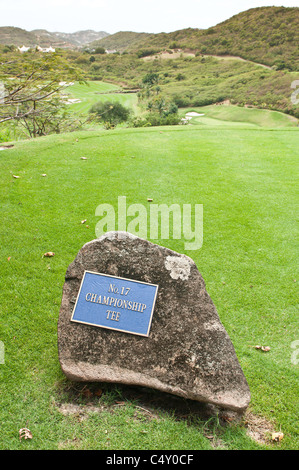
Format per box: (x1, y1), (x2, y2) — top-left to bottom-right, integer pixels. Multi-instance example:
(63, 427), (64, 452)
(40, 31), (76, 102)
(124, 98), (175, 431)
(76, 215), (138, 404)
(61, 50), (299, 119)
(127, 7), (299, 71)
(0, 5), (298, 138)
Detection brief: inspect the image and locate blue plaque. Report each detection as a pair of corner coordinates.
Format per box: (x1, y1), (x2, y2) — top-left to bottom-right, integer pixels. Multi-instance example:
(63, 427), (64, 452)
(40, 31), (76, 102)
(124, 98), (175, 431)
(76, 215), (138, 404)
(71, 271), (159, 337)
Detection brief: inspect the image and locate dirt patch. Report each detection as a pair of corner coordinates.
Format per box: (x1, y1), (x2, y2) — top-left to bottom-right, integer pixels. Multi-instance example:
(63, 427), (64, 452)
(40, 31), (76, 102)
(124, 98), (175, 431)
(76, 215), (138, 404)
(0, 144), (14, 150)
(243, 410), (275, 445)
(56, 381), (245, 424)
(57, 402), (105, 421)
(57, 383), (277, 449)
(142, 51), (195, 61)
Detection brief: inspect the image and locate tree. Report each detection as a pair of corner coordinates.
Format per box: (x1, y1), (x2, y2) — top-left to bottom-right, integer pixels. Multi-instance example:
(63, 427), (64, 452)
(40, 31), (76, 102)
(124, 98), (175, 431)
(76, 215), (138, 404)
(142, 72), (159, 86)
(89, 101), (131, 128)
(94, 47), (106, 55)
(0, 52), (85, 137)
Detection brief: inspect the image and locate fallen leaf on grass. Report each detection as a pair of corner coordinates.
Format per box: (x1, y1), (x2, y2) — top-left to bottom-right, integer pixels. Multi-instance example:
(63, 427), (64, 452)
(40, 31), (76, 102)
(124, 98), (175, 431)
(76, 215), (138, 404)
(43, 252), (55, 257)
(255, 345), (271, 352)
(271, 432), (284, 442)
(19, 428), (32, 441)
(80, 157), (87, 160)
(81, 388), (93, 398)
(81, 219), (87, 224)
(7, 257), (11, 261)
(41, 174), (47, 177)
(12, 175), (20, 179)
(147, 198), (153, 202)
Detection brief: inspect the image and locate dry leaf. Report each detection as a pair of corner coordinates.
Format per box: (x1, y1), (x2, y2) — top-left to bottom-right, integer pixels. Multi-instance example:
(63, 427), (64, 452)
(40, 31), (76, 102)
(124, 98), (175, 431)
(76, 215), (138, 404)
(147, 198), (153, 202)
(271, 432), (284, 442)
(95, 388), (103, 397)
(19, 428), (32, 441)
(12, 175), (20, 179)
(255, 345), (271, 352)
(81, 219), (87, 224)
(7, 256), (11, 261)
(43, 252), (55, 257)
(86, 225), (90, 228)
(80, 157), (87, 160)
(82, 388), (93, 398)
(41, 174), (47, 177)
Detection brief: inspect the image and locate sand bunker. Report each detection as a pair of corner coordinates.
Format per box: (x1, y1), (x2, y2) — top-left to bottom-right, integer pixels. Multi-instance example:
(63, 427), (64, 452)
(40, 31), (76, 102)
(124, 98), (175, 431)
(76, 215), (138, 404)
(185, 112), (205, 117)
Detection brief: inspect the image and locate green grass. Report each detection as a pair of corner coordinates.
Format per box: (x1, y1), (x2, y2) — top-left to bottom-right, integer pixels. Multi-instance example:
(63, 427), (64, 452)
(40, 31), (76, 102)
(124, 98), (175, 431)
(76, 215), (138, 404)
(181, 105), (298, 128)
(0, 123), (298, 450)
(65, 81), (140, 116)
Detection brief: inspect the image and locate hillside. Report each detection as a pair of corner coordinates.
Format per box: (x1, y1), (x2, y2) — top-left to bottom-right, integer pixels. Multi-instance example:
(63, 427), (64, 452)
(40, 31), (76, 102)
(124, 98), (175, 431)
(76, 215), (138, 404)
(129, 7), (299, 71)
(0, 27), (109, 48)
(53, 30), (109, 47)
(0, 27), (38, 47)
(68, 49), (299, 118)
(89, 31), (152, 52)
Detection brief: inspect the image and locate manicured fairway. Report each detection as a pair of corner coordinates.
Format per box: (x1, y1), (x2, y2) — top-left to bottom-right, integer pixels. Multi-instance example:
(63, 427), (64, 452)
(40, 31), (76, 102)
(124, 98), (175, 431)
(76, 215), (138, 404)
(0, 124), (298, 449)
(181, 105), (298, 128)
(65, 81), (139, 115)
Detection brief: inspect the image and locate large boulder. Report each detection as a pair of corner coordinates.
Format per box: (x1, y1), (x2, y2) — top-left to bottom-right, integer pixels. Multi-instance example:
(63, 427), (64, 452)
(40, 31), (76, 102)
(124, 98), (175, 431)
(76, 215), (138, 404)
(58, 232), (250, 413)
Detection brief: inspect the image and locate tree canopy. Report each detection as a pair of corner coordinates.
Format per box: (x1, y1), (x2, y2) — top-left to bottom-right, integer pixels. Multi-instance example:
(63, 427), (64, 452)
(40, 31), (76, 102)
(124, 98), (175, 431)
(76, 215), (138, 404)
(0, 52), (85, 137)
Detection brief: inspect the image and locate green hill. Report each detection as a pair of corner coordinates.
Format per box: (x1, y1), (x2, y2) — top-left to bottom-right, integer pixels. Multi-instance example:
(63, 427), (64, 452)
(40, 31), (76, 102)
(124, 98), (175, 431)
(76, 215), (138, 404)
(129, 7), (299, 71)
(89, 31), (152, 52)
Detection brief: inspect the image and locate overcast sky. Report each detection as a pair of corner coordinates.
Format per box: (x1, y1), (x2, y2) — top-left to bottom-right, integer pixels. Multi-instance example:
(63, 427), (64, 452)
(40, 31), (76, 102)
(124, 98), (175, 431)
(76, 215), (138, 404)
(0, 0), (298, 34)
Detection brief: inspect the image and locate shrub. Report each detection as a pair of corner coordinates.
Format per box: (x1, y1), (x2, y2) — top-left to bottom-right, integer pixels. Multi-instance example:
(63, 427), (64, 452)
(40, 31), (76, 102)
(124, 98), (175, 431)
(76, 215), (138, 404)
(94, 47), (106, 54)
(89, 101), (131, 126)
(130, 113), (180, 127)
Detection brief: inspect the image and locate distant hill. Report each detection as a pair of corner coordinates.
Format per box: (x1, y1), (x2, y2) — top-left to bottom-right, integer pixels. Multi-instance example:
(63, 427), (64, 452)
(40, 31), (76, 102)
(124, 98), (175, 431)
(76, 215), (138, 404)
(89, 31), (152, 52)
(0, 27), (109, 48)
(53, 30), (109, 47)
(129, 7), (299, 70)
(0, 27), (38, 47)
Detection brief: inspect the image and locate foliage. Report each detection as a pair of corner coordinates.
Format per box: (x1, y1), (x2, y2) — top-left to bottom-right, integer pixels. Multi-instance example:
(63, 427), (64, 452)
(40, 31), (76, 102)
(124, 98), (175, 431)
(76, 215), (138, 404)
(94, 47), (106, 55)
(0, 52), (85, 137)
(89, 100), (131, 126)
(142, 72), (160, 86)
(128, 7), (299, 71)
(130, 112), (181, 127)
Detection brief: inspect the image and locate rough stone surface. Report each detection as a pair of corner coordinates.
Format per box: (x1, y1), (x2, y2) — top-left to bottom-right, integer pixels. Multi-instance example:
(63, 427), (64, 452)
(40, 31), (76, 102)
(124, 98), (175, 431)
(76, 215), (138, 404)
(58, 232), (250, 413)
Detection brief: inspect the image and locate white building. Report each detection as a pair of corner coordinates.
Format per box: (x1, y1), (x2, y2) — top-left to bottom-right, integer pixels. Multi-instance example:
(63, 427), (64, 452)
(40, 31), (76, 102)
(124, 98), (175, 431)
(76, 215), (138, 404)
(18, 45), (30, 53)
(18, 45), (56, 53)
(37, 46), (56, 53)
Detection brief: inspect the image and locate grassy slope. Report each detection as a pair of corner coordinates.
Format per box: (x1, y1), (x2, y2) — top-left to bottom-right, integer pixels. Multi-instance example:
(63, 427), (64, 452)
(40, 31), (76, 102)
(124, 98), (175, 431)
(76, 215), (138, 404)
(0, 123), (298, 450)
(181, 105), (298, 128)
(89, 31), (152, 52)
